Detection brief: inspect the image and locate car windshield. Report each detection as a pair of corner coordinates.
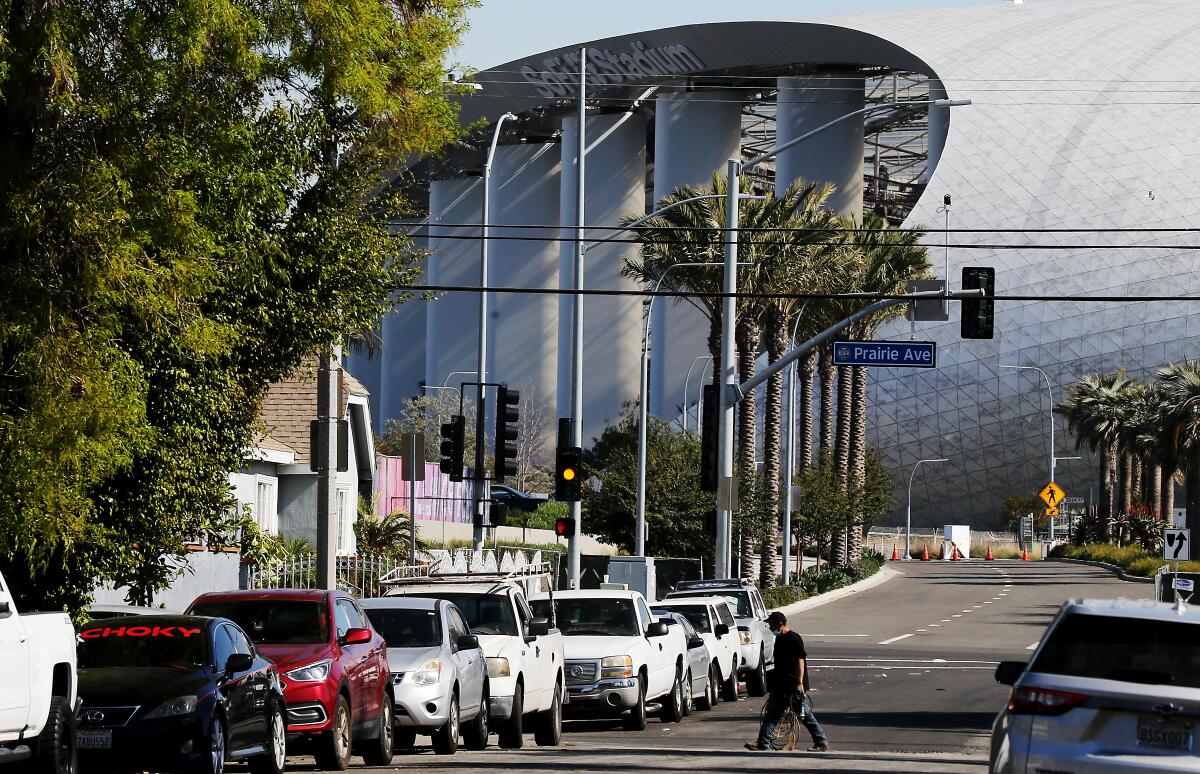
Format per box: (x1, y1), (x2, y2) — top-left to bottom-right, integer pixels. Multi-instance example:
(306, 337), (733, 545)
(364, 608), (441, 648)
(659, 606), (711, 633)
(1032, 613), (1200, 689)
(78, 622), (208, 670)
(188, 600), (329, 645)
(551, 598), (640, 637)
(670, 590), (749, 618)
(424, 594), (517, 637)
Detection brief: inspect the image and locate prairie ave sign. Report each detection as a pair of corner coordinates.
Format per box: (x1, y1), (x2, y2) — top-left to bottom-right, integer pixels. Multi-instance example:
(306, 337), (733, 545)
(832, 341), (936, 368)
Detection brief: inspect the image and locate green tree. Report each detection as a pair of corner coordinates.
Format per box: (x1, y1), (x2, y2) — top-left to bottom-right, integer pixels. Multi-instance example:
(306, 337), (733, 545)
(1002, 492), (1045, 531)
(0, 0), (473, 613)
(792, 452), (854, 574)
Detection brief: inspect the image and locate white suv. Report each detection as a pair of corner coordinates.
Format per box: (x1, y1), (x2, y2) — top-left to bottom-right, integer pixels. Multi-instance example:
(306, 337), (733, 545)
(990, 598), (1200, 773)
(653, 598), (740, 703)
(664, 579), (775, 696)
(531, 589), (689, 729)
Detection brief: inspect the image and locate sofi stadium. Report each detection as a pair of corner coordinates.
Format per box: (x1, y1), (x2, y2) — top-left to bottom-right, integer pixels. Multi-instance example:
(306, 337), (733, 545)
(347, 0), (1200, 530)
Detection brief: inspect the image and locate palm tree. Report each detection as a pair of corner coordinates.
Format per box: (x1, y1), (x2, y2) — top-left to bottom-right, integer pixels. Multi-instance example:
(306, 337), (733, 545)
(1157, 360), (1200, 539)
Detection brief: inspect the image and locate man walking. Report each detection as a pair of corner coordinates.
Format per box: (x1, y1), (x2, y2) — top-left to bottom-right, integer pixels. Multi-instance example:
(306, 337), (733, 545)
(744, 611), (829, 752)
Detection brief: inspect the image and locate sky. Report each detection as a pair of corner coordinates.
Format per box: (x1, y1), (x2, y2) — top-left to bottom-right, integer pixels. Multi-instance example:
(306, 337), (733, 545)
(451, 0), (999, 71)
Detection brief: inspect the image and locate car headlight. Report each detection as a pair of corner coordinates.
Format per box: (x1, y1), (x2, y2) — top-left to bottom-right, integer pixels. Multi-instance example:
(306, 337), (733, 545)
(601, 655), (633, 679)
(143, 695), (198, 719)
(285, 660), (332, 682)
(410, 658), (442, 685)
(486, 657), (510, 678)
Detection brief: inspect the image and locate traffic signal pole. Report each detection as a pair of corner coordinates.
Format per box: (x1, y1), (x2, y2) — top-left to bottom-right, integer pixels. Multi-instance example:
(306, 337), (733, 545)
(567, 48), (587, 590)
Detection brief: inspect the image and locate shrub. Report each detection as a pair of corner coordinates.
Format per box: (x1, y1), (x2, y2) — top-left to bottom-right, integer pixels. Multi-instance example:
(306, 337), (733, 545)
(761, 585), (805, 609)
(1050, 542), (1200, 577)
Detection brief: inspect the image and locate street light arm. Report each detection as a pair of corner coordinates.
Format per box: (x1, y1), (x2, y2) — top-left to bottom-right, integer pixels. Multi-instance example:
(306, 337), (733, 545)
(484, 113), (518, 169)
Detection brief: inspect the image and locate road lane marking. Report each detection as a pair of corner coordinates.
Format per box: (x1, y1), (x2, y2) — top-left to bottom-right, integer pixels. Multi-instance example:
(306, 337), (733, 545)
(807, 634), (868, 637)
(1026, 641), (1040, 650)
(993, 597), (1003, 600)
(878, 633), (915, 645)
(812, 665), (996, 670)
(929, 624), (940, 627)
(811, 658), (995, 663)
(941, 619), (951, 622)
(916, 628), (927, 632)
(952, 614), (962, 617)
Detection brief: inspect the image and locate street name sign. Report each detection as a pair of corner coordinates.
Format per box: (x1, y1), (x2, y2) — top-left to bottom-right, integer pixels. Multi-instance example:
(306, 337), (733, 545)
(1164, 528), (1190, 561)
(1040, 482), (1065, 508)
(832, 340), (936, 368)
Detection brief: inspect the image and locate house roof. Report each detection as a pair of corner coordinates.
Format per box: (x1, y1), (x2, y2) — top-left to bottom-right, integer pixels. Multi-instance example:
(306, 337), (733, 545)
(257, 354), (371, 466)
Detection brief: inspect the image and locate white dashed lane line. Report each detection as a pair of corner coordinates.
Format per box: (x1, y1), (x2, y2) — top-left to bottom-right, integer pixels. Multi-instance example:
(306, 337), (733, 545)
(878, 633), (915, 645)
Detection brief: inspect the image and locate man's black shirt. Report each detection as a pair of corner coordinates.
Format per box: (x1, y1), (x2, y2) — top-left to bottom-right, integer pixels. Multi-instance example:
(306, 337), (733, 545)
(772, 630), (810, 693)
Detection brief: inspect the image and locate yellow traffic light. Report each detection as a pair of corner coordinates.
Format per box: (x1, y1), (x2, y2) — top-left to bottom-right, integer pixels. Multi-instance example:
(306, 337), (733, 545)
(562, 468), (576, 481)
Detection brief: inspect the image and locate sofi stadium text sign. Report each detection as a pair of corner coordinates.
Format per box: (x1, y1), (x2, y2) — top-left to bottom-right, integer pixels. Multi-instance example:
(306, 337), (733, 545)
(832, 340), (937, 368)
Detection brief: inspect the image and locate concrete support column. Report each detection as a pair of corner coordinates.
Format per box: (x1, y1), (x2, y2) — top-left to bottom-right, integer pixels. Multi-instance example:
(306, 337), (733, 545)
(650, 91), (743, 421)
(559, 111), (648, 444)
(426, 178), (483, 395)
(775, 75), (865, 219)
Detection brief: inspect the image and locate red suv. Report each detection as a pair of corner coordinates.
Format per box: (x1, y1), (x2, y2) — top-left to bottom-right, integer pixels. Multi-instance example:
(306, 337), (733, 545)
(188, 589), (393, 770)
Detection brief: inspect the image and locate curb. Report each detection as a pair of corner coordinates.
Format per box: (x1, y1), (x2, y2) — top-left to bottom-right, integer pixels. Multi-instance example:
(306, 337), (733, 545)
(1049, 557), (1154, 584)
(772, 565), (901, 617)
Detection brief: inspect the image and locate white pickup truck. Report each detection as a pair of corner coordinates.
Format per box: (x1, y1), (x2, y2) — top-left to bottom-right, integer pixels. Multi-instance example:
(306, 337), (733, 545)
(0, 569), (78, 772)
(384, 568), (565, 749)
(531, 589), (689, 729)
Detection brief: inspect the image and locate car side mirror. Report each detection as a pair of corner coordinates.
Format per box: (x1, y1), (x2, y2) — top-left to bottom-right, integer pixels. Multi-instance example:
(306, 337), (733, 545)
(714, 623), (729, 637)
(527, 618), (550, 637)
(646, 621), (669, 638)
(341, 627), (372, 646)
(688, 636), (704, 649)
(995, 660), (1026, 686)
(225, 653), (254, 675)
(457, 634), (480, 651)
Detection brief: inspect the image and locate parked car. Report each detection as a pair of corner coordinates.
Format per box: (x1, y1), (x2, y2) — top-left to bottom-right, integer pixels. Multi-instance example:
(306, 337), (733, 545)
(653, 597), (741, 704)
(187, 590), (393, 770)
(530, 589), (688, 729)
(75, 614), (285, 774)
(489, 485), (549, 513)
(0, 568), (77, 773)
(989, 598), (1200, 773)
(664, 578), (775, 696)
(653, 598), (739, 707)
(383, 568), (564, 748)
(359, 596), (488, 754)
(654, 612), (711, 716)
(86, 604), (176, 621)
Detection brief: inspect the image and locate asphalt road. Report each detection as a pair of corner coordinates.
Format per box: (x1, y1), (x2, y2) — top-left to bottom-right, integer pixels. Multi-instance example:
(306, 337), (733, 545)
(277, 559), (1150, 773)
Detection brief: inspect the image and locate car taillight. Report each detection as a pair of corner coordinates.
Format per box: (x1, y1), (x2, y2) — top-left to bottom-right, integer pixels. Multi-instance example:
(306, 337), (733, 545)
(1008, 687), (1088, 716)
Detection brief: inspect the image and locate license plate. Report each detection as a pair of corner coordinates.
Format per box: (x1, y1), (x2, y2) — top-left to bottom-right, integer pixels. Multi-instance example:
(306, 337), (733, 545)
(76, 729), (112, 749)
(1137, 716), (1194, 751)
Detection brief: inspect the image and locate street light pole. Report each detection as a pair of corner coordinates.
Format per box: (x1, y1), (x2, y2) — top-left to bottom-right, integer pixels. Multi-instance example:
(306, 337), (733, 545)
(716, 97), (971, 579)
(567, 48), (587, 589)
(906, 458), (949, 560)
(682, 355), (713, 432)
(473, 112), (517, 553)
(1001, 364), (1057, 542)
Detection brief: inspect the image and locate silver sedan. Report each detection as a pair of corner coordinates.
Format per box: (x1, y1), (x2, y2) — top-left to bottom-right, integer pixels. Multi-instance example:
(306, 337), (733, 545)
(361, 596), (489, 755)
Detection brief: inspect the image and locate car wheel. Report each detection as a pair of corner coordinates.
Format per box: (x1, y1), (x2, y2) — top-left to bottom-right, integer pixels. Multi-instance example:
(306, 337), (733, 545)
(533, 683), (562, 747)
(497, 685), (524, 749)
(462, 686), (490, 751)
(249, 706), (286, 774)
(746, 647), (768, 697)
(197, 712), (226, 774)
(432, 693), (460, 755)
(622, 674), (647, 731)
(394, 729), (416, 750)
(33, 695), (75, 774)
(662, 669), (684, 723)
(681, 669), (693, 717)
(696, 664), (716, 711)
(314, 697), (352, 771)
(721, 658), (739, 702)
(361, 693), (394, 766)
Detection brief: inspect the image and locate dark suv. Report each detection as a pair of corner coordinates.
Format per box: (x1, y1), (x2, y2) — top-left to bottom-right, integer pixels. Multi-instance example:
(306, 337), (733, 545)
(188, 589), (393, 770)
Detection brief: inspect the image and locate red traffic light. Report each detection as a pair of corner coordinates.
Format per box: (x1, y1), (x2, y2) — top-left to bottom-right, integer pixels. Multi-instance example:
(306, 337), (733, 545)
(554, 517), (576, 538)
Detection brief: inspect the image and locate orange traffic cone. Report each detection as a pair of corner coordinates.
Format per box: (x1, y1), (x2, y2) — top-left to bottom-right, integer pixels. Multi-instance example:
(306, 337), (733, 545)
(951, 544), (960, 561)
(985, 545), (995, 561)
(1021, 547), (1031, 561)
(891, 544), (900, 561)
(921, 544), (930, 561)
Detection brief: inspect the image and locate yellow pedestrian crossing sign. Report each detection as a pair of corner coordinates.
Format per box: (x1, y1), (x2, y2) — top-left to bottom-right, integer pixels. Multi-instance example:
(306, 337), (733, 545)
(1040, 482), (1065, 508)
(1045, 507), (1059, 518)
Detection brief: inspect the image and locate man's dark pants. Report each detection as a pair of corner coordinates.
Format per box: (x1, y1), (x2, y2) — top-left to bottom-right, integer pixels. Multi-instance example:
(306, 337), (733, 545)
(755, 691), (829, 749)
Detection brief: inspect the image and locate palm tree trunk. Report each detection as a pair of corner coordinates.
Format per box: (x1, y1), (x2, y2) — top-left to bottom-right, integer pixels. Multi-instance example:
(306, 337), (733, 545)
(832, 364), (853, 567)
(1101, 445), (1117, 541)
(847, 365), (868, 563)
(799, 352), (817, 470)
(1119, 452), (1132, 518)
(1162, 466), (1176, 522)
(760, 306), (785, 587)
(818, 343), (835, 453)
(1149, 461), (1161, 517)
(736, 316), (760, 580)
(707, 315), (721, 386)
(1131, 456), (1143, 507)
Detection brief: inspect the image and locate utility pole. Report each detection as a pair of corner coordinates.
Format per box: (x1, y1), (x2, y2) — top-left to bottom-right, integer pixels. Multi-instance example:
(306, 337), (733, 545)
(315, 347), (342, 590)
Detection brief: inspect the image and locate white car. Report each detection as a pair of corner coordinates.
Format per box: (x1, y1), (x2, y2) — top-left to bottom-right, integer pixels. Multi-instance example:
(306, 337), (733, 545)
(653, 598), (741, 704)
(360, 596), (488, 754)
(0, 568), (78, 772)
(531, 589), (688, 729)
(664, 579), (775, 696)
(654, 612), (713, 714)
(384, 573), (565, 748)
(990, 598), (1200, 773)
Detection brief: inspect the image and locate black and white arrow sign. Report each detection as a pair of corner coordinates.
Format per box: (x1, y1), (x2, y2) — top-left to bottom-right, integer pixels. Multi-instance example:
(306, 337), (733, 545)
(1164, 529), (1191, 561)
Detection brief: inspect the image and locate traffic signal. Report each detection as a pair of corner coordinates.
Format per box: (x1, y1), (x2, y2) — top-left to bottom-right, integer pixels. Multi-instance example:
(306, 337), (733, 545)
(554, 517), (576, 538)
(699, 383), (720, 492)
(493, 385), (520, 482)
(555, 445), (583, 502)
(961, 266), (995, 339)
(439, 415), (465, 482)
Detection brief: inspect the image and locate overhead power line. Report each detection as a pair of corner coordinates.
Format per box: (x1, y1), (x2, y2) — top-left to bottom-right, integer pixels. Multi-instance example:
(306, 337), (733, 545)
(387, 222), (1200, 235)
